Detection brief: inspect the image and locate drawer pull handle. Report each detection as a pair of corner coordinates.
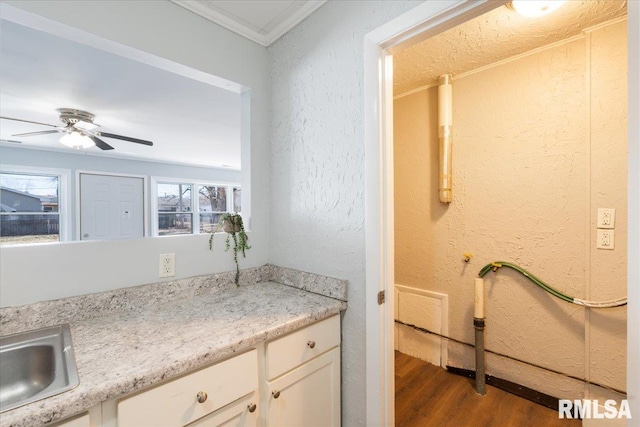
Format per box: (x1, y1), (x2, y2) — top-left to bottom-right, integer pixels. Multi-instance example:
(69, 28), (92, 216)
(307, 340), (316, 349)
(248, 403), (257, 413)
(272, 390), (281, 399)
(196, 391), (208, 403)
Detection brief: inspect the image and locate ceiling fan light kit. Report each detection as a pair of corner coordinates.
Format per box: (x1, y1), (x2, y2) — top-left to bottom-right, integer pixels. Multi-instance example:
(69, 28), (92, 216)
(59, 131), (94, 149)
(0, 108), (154, 151)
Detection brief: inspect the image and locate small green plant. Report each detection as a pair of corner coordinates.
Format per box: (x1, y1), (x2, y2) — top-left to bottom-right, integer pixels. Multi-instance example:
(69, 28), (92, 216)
(209, 213), (251, 286)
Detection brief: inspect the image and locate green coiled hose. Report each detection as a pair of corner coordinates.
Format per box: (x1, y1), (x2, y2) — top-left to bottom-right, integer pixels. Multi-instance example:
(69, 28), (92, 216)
(478, 261), (627, 308)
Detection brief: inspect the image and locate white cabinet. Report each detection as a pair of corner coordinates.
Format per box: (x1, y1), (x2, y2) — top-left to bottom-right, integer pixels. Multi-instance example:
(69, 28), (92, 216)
(266, 315), (341, 380)
(56, 316), (340, 427)
(265, 315), (341, 427)
(51, 413), (90, 427)
(114, 349), (258, 427)
(266, 348), (340, 427)
(187, 392), (258, 427)
(51, 405), (101, 427)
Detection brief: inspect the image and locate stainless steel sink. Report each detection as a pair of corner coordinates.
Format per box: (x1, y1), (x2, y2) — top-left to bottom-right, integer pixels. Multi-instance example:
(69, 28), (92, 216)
(0, 324), (79, 413)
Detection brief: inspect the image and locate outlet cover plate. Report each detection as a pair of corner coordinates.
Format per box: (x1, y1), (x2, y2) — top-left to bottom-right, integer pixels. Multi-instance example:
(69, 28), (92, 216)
(597, 208), (615, 229)
(596, 229), (615, 250)
(159, 253), (175, 277)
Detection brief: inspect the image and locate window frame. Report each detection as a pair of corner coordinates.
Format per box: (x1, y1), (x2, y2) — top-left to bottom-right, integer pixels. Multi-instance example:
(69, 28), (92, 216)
(151, 176), (240, 237)
(0, 165), (72, 244)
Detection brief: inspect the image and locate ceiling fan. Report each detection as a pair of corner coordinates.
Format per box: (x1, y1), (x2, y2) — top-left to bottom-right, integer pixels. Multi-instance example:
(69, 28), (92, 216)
(0, 108), (154, 150)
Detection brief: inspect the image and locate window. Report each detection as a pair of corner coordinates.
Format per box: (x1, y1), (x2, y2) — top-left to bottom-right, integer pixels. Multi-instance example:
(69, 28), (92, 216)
(155, 180), (240, 236)
(198, 185), (227, 233)
(0, 172), (62, 245)
(233, 187), (241, 213)
(157, 183), (192, 235)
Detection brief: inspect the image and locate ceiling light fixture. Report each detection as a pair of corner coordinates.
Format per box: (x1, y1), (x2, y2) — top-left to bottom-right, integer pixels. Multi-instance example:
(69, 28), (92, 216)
(59, 131), (95, 149)
(509, 0), (566, 18)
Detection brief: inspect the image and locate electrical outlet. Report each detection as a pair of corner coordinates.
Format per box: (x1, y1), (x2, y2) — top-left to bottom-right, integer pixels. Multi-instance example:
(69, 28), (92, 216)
(159, 253), (175, 277)
(596, 229), (615, 250)
(597, 208), (615, 229)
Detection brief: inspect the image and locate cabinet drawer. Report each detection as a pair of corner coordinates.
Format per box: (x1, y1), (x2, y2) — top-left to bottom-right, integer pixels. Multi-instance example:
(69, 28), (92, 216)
(118, 349), (258, 427)
(51, 413), (90, 427)
(187, 391), (258, 427)
(266, 315), (340, 380)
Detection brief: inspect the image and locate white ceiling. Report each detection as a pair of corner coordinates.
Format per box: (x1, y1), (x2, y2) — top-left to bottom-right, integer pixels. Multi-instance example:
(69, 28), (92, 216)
(171, 0), (326, 46)
(394, 0), (628, 96)
(0, 19), (242, 169)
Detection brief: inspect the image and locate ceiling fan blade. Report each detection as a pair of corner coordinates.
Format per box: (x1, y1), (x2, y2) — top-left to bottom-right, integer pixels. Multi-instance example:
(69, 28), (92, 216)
(0, 116), (58, 128)
(12, 129), (62, 137)
(97, 131), (153, 146)
(88, 136), (114, 151)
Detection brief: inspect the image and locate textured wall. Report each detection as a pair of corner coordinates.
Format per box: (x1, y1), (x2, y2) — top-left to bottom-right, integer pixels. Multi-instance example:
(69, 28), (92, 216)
(393, 0), (627, 94)
(394, 19), (627, 394)
(267, 1), (421, 425)
(587, 19), (628, 393)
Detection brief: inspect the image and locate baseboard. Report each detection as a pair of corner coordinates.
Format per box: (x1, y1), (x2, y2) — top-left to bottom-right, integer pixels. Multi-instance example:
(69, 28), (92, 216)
(446, 365), (564, 412)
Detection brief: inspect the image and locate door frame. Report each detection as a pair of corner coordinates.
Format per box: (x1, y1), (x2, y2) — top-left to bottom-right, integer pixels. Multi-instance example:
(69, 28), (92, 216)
(76, 171), (148, 240)
(363, 1), (640, 426)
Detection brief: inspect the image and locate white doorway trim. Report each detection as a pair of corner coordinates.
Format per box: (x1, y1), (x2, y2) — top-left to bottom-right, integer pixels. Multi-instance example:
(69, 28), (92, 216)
(626, 2), (640, 426)
(363, 2), (640, 426)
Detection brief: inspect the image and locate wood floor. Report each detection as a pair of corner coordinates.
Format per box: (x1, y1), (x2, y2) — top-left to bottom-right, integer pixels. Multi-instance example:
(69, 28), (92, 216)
(395, 351), (582, 427)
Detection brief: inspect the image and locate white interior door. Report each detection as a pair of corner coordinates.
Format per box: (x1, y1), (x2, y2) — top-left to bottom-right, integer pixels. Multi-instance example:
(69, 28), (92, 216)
(80, 174), (144, 241)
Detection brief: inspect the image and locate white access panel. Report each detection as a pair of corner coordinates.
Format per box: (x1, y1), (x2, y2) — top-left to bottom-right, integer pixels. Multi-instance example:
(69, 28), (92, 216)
(80, 174), (144, 241)
(395, 285), (449, 368)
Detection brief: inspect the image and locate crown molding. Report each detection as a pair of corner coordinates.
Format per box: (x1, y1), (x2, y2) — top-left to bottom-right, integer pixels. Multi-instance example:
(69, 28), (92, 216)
(263, 1), (326, 46)
(170, 0), (326, 47)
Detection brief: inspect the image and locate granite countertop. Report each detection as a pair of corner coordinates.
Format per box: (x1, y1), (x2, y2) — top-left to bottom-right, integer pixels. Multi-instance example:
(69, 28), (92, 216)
(0, 280), (347, 427)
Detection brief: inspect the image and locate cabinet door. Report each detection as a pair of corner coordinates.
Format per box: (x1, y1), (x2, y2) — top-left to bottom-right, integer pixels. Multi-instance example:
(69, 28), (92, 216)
(266, 347), (340, 427)
(187, 392), (258, 427)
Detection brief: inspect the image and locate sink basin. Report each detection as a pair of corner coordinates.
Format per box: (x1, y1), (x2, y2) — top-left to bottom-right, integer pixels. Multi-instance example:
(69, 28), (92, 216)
(0, 324), (79, 413)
